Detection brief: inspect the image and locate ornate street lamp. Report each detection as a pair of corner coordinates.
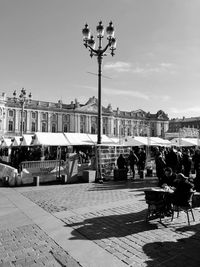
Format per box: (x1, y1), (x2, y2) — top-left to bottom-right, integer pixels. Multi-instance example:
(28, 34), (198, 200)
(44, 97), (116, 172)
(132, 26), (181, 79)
(82, 21), (117, 181)
(13, 88), (32, 136)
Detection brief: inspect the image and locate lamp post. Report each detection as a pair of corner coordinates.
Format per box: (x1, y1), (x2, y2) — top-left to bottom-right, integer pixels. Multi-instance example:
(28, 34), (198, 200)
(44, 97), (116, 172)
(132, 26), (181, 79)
(82, 21), (116, 144)
(13, 88), (32, 136)
(82, 21), (116, 181)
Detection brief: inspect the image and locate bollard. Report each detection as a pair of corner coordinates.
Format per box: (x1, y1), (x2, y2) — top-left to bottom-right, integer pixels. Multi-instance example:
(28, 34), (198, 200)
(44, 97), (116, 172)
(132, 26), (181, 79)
(33, 176), (40, 186)
(61, 174), (68, 184)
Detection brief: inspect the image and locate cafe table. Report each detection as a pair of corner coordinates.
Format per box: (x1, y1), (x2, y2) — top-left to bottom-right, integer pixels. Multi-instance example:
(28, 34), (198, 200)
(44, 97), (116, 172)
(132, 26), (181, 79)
(144, 187), (174, 222)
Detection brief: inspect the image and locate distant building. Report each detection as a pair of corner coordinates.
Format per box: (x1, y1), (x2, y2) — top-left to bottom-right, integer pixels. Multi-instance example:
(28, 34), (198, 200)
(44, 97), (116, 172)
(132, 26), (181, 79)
(0, 93), (169, 138)
(166, 117), (200, 139)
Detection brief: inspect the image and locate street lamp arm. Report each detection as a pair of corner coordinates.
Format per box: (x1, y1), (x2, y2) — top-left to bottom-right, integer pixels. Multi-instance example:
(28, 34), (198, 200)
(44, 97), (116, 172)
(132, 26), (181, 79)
(101, 42), (111, 54)
(86, 44), (98, 55)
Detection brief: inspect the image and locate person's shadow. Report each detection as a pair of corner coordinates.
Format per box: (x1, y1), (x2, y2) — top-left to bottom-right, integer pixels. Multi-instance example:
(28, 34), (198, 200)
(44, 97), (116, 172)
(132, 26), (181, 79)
(65, 209), (158, 240)
(143, 222), (200, 266)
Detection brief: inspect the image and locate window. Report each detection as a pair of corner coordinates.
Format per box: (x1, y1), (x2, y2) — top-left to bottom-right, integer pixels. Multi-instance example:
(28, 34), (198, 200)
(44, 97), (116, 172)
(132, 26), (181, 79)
(32, 112), (36, 119)
(80, 115), (86, 133)
(8, 120), (13, 131)
(42, 122), (47, 132)
(31, 122), (36, 132)
(91, 116), (97, 123)
(42, 113), (46, 120)
(80, 124), (84, 133)
(63, 124), (68, 132)
(91, 124), (96, 134)
(52, 123), (56, 133)
(52, 114), (57, 121)
(9, 110), (14, 117)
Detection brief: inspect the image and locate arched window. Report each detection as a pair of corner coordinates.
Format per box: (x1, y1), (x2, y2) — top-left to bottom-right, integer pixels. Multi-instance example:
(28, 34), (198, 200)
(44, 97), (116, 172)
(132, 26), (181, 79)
(8, 120), (14, 131)
(31, 122), (36, 132)
(52, 123), (56, 133)
(63, 124), (68, 132)
(42, 122), (47, 132)
(91, 124), (96, 134)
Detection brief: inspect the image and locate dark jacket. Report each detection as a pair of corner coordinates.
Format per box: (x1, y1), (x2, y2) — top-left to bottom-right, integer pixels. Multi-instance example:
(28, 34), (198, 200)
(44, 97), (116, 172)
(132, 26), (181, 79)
(117, 155), (126, 169)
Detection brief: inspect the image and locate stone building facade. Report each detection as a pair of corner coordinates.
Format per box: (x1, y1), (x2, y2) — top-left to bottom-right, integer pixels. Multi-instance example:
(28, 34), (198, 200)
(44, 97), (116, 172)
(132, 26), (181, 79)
(166, 117), (200, 139)
(0, 93), (169, 138)
(168, 117), (200, 133)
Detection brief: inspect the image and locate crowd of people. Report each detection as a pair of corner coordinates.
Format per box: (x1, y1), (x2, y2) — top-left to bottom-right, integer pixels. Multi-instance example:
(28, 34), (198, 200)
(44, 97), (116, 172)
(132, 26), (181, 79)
(116, 146), (200, 193)
(155, 146), (200, 192)
(117, 148), (146, 179)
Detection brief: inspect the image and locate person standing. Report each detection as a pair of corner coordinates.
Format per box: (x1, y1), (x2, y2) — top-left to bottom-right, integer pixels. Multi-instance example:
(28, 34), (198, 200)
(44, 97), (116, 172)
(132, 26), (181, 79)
(127, 150), (138, 179)
(155, 151), (166, 186)
(138, 148), (146, 178)
(182, 149), (192, 177)
(117, 154), (126, 170)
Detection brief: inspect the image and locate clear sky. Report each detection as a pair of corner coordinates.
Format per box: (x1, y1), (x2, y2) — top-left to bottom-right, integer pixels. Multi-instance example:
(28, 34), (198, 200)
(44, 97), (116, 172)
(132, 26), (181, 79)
(0, 0), (200, 119)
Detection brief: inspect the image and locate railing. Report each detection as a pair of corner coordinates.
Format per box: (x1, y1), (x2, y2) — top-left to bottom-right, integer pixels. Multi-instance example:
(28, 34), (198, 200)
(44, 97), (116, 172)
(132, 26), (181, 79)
(20, 160), (64, 175)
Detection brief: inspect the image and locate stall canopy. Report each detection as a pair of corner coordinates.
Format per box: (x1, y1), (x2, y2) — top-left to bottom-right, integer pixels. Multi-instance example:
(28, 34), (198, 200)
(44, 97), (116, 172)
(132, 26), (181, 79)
(1, 137), (12, 147)
(12, 136), (22, 147)
(150, 137), (171, 147)
(171, 137), (198, 147)
(31, 132), (71, 146)
(21, 134), (34, 146)
(124, 136), (148, 146)
(63, 133), (93, 146)
(87, 134), (116, 145)
(124, 136), (171, 147)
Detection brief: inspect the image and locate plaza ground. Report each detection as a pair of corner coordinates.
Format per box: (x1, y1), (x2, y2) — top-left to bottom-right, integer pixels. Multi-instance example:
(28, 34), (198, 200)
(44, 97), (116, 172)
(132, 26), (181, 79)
(0, 177), (200, 267)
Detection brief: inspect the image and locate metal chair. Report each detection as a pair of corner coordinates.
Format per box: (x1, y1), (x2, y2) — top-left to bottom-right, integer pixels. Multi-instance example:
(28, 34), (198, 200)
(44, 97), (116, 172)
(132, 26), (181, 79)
(171, 191), (195, 225)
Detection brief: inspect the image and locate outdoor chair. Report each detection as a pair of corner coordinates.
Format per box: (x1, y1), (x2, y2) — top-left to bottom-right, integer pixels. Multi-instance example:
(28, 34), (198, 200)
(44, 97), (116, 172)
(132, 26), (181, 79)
(144, 190), (166, 222)
(171, 192), (195, 226)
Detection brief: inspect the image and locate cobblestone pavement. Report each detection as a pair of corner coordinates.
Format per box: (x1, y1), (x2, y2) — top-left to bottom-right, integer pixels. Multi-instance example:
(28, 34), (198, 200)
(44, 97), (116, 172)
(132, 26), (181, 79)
(0, 224), (81, 267)
(22, 181), (156, 213)
(19, 180), (200, 267)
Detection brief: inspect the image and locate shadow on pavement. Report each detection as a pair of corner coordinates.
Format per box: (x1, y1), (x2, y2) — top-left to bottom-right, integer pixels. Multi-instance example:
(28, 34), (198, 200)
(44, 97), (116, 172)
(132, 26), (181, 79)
(143, 222), (200, 266)
(64, 210), (158, 240)
(88, 179), (158, 192)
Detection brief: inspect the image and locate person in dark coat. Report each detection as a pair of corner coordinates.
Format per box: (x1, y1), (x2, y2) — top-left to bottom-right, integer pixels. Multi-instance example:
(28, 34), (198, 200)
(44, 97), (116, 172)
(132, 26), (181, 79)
(165, 148), (178, 173)
(117, 154), (126, 170)
(127, 150), (138, 179)
(159, 167), (177, 188)
(155, 152), (166, 186)
(182, 149), (192, 177)
(172, 173), (194, 207)
(138, 148), (146, 175)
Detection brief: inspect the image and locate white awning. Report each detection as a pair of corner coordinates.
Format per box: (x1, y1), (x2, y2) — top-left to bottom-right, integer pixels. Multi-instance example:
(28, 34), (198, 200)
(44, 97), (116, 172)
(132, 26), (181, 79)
(1, 138), (12, 147)
(12, 136), (22, 147)
(31, 132), (70, 146)
(87, 134), (116, 145)
(63, 133), (94, 146)
(150, 137), (171, 147)
(124, 136), (147, 146)
(124, 136), (171, 147)
(171, 137), (198, 147)
(21, 134), (34, 146)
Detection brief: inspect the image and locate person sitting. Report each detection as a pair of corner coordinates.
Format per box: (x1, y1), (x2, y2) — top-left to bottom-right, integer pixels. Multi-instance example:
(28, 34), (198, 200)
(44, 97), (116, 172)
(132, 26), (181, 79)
(159, 167), (177, 188)
(172, 173), (194, 207)
(117, 154), (127, 170)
